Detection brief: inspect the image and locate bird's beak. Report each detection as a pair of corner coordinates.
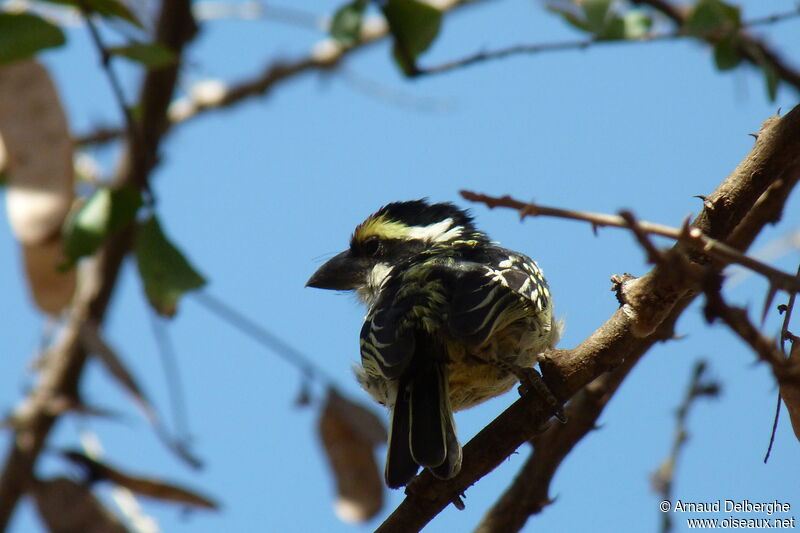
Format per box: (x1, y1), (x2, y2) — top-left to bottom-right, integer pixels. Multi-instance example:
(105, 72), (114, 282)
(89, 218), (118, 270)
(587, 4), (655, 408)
(306, 250), (368, 290)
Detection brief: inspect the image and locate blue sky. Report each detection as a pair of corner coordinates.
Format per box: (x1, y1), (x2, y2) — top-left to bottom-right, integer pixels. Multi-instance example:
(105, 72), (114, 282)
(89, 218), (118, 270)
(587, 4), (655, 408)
(2, 1), (800, 531)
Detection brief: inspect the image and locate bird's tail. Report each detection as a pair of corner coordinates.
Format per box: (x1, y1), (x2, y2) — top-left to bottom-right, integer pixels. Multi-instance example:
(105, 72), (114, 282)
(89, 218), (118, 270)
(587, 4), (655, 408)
(384, 351), (461, 488)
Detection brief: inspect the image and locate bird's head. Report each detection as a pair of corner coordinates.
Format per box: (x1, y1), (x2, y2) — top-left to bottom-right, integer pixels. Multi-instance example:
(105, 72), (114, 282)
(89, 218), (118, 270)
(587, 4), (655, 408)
(306, 199), (487, 304)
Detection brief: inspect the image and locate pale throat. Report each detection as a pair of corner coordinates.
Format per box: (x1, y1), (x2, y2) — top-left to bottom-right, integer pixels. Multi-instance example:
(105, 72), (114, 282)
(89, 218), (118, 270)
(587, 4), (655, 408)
(357, 262), (394, 306)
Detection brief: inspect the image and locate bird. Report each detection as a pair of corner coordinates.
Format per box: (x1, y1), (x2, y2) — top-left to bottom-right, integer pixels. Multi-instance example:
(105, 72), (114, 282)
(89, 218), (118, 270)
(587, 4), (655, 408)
(306, 199), (560, 488)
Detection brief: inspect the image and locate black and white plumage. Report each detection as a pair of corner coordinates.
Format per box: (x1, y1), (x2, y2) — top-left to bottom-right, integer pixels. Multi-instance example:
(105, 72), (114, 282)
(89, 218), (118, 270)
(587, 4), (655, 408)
(307, 200), (559, 488)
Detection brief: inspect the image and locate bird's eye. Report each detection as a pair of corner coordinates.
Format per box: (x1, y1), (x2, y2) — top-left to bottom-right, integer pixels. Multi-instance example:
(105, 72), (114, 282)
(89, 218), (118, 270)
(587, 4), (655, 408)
(362, 237), (381, 256)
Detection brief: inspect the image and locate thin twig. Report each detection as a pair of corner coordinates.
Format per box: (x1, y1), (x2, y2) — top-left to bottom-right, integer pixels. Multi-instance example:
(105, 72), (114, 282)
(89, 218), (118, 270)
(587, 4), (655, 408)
(192, 291), (340, 387)
(652, 361), (720, 533)
(764, 263), (800, 462)
(701, 273), (789, 373)
(461, 191), (800, 294)
(148, 313), (192, 447)
(79, 6), (139, 144)
(339, 67), (453, 113)
(779, 265), (800, 355)
(415, 8), (800, 78)
(764, 394), (782, 463)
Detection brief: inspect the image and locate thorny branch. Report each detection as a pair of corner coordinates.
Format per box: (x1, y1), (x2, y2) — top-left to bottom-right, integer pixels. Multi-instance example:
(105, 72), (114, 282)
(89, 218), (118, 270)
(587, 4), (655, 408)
(473, 351), (645, 533)
(375, 104), (800, 533)
(459, 190), (800, 295)
(652, 361), (721, 533)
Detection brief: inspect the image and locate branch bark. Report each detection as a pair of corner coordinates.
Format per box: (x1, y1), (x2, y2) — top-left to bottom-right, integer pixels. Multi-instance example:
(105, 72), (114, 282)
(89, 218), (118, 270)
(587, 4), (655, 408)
(0, 1), (197, 529)
(473, 351), (645, 533)
(374, 104), (800, 533)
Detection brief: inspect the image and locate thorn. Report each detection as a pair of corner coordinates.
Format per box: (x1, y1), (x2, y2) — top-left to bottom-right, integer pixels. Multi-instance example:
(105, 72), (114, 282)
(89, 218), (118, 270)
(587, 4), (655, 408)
(679, 215), (694, 236)
(451, 493), (466, 511)
(760, 285), (779, 327)
(519, 203), (538, 219)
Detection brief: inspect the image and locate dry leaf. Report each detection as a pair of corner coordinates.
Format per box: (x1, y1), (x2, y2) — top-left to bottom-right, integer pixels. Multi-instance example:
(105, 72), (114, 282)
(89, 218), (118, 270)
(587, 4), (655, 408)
(0, 60), (74, 244)
(780, 339), (800, 441)
(318, 389), (385, 523)
(22, 238), (76, 314)
(31, 477), (129, 533)
(328, 389), (387, 445)
(0, 60), (76, 314)
(61, 451), (217, 510)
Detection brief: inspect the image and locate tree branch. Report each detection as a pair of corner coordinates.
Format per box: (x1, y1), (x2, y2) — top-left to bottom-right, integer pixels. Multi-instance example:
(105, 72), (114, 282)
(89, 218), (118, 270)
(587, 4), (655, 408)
(702, 273), (796, 381)
(459, 191), (800, 295)
(652, 361), (721, 533)
(0, 1), (197, 529)
(374, 104), (800, 533)
(473, 349), (645, 533)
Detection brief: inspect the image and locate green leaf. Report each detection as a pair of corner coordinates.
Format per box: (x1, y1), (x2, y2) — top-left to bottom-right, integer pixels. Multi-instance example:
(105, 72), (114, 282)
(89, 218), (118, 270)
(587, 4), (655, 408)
(684, 0), (741, 36)
(600, 15), (626, 40)
(762, 62), (780, 102)
(135, 215), (207, 317)
(582, 0), (613, 35)
(713, 35), (742, 71)
(38, 0), (143, 28)
(0, 13), (66, 65)
(621, 11), (652, 39)
(741, 42), (780, 102)
(108, 42), (176, 68)
(383, 0), (442, 74)
(330, 0), (368, 47)
(549, 3), (651, 40)
(61, 186), (142, 267)
(106, 186), (143, 233)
